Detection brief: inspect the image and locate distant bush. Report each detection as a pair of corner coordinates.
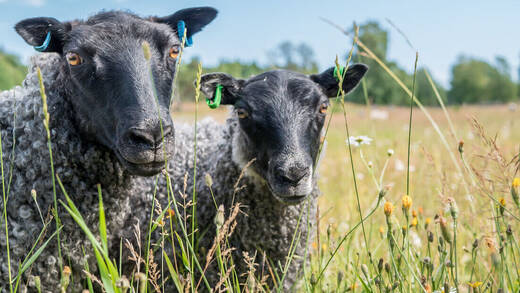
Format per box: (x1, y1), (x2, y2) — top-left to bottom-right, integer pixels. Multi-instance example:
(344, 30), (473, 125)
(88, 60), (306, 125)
(0, 48), (26, 91)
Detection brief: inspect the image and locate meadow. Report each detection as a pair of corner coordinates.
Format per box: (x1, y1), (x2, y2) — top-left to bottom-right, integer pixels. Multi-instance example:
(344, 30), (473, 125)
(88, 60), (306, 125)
(2, 26), (520, 293)
(174, 100), (520, 292)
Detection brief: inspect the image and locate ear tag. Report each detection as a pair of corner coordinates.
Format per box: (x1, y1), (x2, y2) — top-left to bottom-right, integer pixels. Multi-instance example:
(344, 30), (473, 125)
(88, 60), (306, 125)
(34, 31), (51, 52)
(177, 20), (193, 47)
(206, 84), (222, 109)
(333, 65), (345, 82)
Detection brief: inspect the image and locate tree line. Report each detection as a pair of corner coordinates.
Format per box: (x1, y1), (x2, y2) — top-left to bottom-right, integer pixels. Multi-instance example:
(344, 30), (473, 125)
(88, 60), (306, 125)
(1, 21), (518, 105)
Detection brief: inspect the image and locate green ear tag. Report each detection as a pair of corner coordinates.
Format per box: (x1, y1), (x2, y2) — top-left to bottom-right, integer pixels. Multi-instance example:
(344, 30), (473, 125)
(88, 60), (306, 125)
(333, 66), (345, 82)
(206, 84), (222, 109)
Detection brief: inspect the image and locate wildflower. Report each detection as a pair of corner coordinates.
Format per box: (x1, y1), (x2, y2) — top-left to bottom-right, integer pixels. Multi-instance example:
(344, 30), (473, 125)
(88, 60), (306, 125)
(347, 135), (372, 147)
(402, 225), (407, 236)
(312, 242), (318, 250)
(387, 149), (394, 157)
(425, 217), (431, 229)
(418, 206), (424, 215)
(402, 195), (412, 213)
(467, 281), (483, 288)
(367, 161), (373, 168)
(513, 177), (520, 188)
(498, 197), (506, 215)
(412, 209), (417, 218)
(444, 197), (458, 220)
(60, 266), (71, 292)
(321, 243), (327, 251)
(31, 189), (37, 200)
(384, 202), (394, 217)
(458, 140), (464, 153)
(411, 216), (418, 228)
(437, 216), (452, 244)
(427, 231), (434, 243)
(377, 258), (384, 272)
(167, 208), (175, 218)
(379, 226), (385, 235)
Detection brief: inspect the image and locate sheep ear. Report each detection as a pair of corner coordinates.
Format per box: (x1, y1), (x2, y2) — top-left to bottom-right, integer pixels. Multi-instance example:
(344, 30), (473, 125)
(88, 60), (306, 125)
(156, 7), (217, 40)
(15, 17), (68, 54)
(200, 73), (244, 105)
(310, 64), (368, 97)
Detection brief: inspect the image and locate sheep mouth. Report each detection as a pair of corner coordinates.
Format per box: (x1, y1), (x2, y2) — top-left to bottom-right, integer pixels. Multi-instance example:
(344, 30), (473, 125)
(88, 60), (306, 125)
(115, 151), (166, 176)
(268, 185), (310, 204)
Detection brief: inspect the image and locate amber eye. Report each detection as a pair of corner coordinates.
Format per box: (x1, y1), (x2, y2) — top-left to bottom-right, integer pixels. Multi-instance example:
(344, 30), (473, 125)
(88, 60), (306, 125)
(236, 108), (249, 119)
(66, 52), (82, 66)
(169, 47), (179, 59)
(319, 103), (328, 114)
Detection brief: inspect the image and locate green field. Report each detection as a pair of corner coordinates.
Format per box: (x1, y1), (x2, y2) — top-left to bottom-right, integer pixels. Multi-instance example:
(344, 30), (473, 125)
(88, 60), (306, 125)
(174, 101), (520, 292)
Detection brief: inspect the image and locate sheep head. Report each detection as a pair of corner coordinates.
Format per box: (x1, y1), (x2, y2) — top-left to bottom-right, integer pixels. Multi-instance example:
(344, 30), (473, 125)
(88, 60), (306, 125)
(200, 64), (368, 204)
(15, 8), (217, 176)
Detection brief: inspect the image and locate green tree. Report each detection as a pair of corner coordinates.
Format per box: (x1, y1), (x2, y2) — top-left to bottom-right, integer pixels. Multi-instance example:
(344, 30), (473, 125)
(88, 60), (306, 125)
(0, 48), (27, 91)
(448, 55), (517, 104)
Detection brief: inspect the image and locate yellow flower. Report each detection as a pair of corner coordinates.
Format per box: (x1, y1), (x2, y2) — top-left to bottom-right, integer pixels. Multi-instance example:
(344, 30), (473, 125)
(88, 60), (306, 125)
(411, 216), (418, 227)
(402, 195), (412, 211)
(379, 226), (385, 234)
(167, 208), (175, 218)
(321, 244), (327, 251)
(312, 242), (318, 250)
(467, 281), (483, 288)
(384, 202), (394, 217)
(425, 217), (431, 225)
(499, 197), (506, 207)
(412, 209), (418, 218)
(513, 178), (520, 188)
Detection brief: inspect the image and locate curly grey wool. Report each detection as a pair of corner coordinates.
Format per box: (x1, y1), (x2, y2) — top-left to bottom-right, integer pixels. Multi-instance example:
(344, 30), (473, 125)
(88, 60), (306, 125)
(157, 115), (319, 291)
(0, 54), (160, 292)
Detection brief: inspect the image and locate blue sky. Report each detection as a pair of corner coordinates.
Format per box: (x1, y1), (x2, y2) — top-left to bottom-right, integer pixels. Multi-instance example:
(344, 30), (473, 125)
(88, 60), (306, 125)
(1, 0), (519, 87)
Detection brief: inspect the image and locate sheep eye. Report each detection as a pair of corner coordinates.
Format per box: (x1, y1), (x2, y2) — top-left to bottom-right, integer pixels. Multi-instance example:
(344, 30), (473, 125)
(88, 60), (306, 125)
(236, 108), (249, 119)
(169, 47), (179, 59)
(319, 103), (328, 114)
(66, 53), (82, 66)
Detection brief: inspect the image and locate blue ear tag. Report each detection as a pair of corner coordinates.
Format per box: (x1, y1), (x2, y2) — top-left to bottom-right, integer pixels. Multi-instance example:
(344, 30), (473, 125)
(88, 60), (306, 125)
(34, 31), (51, 52)
(177, 20), (193, 47)
(333, 65), (345, 82)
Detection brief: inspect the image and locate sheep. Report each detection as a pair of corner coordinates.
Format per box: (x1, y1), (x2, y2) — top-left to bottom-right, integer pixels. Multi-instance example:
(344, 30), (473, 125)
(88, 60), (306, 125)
(161, 64), (368, 291)
(0, 8), (217, 292)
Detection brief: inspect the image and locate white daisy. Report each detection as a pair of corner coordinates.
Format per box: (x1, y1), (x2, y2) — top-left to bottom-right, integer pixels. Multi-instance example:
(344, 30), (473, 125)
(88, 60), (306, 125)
(347, 135), (373, 147)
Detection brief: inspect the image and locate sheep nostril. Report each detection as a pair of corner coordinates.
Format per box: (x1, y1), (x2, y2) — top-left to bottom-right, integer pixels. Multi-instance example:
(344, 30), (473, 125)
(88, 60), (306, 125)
(126, 129), (155, 148)
(275, 168), (308, 186)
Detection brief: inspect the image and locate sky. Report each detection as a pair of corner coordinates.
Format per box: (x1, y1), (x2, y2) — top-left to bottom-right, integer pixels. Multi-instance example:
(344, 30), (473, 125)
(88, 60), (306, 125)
(0, 0), (519, 87)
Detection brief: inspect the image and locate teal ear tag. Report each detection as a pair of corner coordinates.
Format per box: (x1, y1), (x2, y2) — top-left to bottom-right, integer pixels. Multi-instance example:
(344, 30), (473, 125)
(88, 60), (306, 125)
(333, 66), (345, 81)
(206, 84), (222, 109)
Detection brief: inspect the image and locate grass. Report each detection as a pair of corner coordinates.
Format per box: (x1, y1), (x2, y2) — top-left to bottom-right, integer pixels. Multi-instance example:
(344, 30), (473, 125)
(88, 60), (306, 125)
(2, 24), (520, 293)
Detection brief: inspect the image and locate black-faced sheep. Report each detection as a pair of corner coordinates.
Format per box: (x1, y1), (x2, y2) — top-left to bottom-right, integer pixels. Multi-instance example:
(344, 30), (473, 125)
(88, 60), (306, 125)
(161, 65), (368, 291)
(0, 8), (216, 292)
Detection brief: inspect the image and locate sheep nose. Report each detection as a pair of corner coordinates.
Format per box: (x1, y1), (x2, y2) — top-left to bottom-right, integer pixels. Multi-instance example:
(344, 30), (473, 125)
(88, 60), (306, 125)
(126, 124), (172, 149)
(275, 166), (309, 186)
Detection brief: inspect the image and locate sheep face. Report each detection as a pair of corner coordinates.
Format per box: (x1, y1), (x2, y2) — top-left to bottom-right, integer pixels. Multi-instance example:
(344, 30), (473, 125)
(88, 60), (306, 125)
(200, 64), (368, 204)
(15, 8), (217, 176)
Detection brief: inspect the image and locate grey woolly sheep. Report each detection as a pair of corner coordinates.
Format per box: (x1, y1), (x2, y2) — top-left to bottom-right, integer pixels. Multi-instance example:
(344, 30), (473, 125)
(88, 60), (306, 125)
(159, 65), (368, 291)
(0, 8), (216, 292)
